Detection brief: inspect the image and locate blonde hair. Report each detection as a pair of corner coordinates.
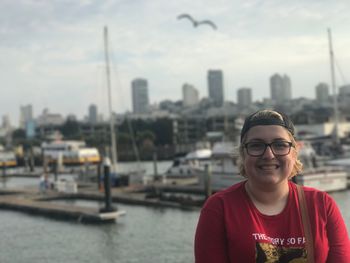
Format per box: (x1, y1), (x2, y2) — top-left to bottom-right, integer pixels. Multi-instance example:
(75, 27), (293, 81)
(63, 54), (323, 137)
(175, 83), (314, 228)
(237, 110), (303, 178)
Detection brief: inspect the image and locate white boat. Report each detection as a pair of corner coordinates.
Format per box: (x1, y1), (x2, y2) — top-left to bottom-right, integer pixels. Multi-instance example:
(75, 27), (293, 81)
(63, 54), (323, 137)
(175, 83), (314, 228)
(165, 148), (211, 178)
(102, 26), (145, 186)
(41, 140), (101, 165)
(295, 141), (348, 192)
(325, 157), (350, 187)
(198, 142), (244, 191)
(0, 150), (17, 168)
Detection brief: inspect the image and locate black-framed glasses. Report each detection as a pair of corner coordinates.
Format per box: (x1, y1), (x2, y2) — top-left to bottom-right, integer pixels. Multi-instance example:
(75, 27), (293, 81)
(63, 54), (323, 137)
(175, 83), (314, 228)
(244, 141), (293, 157)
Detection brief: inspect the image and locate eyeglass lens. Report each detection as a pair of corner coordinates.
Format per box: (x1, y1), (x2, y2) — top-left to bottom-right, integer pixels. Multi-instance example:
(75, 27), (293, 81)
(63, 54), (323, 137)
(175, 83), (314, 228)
(246, 141), (292, 156)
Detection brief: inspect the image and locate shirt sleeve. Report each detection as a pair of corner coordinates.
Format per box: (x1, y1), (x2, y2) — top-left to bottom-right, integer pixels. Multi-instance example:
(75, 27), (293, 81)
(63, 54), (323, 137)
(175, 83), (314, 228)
(324, 194), (350, 263)
(194, 196), (230, 263)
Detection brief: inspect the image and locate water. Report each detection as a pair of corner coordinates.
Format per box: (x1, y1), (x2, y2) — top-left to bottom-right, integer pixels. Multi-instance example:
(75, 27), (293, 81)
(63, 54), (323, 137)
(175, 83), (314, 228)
(0, 202), (199, 263)
(0, 161), (349, 262)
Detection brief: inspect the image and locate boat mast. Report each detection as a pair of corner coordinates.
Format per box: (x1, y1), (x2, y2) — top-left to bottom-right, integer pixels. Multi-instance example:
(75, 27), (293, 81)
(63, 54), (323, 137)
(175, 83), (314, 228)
(104, 26), (118, 171)
(328, 28), (340, 145)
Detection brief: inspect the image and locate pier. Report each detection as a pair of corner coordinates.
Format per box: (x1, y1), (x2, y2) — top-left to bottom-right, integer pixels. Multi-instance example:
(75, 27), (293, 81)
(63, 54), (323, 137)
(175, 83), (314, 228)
(0, 177), (204, 224)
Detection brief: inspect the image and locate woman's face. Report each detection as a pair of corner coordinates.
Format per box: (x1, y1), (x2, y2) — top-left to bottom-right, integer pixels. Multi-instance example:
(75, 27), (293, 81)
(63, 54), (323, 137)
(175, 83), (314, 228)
(243, 125), (296, 187)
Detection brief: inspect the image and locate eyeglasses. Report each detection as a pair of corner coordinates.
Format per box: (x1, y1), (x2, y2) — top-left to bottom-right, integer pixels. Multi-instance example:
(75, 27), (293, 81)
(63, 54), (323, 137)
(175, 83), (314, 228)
(244, 141), (293, 157)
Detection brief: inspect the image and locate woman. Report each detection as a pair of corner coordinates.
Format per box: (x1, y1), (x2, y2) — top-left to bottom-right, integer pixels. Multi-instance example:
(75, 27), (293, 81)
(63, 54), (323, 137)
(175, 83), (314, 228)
(194, 110), (350, 262)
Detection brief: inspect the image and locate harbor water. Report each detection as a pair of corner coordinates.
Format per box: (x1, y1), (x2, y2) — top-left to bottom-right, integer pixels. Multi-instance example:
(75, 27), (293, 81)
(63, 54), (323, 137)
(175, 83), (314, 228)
(0, 161), (349, 263)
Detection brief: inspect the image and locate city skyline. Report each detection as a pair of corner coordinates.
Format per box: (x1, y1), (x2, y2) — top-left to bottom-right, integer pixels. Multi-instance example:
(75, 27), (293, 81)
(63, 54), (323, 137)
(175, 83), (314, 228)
(1, 1), (350, 124)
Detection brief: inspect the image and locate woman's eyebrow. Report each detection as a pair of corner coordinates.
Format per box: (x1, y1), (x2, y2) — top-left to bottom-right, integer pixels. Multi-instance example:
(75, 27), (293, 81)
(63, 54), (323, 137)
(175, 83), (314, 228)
(246, 137), (288, 142)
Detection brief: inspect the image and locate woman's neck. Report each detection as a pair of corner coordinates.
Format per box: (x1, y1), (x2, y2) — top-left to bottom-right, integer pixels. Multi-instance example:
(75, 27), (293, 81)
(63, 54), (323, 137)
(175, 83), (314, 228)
(245, 181), (290, 215)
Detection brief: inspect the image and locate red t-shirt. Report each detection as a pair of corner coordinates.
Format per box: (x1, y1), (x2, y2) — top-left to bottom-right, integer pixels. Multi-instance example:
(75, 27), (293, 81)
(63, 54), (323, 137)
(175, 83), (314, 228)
(195, 181), (350, 263)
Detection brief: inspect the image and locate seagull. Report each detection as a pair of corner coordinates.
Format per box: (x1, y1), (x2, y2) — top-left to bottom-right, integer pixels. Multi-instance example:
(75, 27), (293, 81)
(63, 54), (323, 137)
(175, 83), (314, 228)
(177, 14), (217, 30)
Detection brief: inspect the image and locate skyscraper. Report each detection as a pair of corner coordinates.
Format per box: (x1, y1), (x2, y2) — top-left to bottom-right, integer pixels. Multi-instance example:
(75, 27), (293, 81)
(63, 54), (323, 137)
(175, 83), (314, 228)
(208, 70), (224, 107)
(270, 73), (292, 103)
(132, 78), (149, 113)
(237, 87), (252, 108)
(19, 104), (33, 129)
(88, 104), (98, 124)
(315, 83), (329, 104)
(182, 83), (199, 106)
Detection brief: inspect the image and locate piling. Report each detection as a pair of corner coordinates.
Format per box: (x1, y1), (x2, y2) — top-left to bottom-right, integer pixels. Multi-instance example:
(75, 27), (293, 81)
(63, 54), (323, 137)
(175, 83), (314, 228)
(204, 164), (212, 199)
(153, 151), (158, 178)
(100, 157), (116, 213)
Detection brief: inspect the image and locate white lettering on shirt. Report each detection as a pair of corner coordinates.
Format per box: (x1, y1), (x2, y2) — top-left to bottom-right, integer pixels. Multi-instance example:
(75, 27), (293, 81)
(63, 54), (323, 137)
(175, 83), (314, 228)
(252, 233), (305, 246)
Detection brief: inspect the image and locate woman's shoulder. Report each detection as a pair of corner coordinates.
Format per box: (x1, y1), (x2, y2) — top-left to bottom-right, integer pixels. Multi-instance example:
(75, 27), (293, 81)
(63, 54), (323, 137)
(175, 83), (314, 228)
(212, 181), (246, 198)
(202, 181), (247, 210)
(290, 182), (337, 210)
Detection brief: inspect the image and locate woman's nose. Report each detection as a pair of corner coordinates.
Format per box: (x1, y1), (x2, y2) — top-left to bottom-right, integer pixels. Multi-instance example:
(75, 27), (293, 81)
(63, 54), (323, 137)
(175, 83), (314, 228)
(262, 145), (275, 158)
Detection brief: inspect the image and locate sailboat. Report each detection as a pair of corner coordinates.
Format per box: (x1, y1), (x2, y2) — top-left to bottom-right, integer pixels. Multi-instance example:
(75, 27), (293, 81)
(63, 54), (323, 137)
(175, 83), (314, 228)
(294, 28), (348, 191)
(103, 26), (146, 186)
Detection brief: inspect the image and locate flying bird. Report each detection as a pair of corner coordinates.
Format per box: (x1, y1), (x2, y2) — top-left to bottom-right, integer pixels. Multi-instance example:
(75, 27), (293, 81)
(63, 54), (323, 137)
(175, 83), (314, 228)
(177, 14), (217, 30)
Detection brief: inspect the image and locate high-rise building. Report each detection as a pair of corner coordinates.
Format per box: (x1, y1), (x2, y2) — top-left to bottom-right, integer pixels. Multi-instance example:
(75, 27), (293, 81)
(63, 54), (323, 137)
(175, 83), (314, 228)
(237, 87), (252, 108)
(339, 84), (350, 96)
(270, 73), (292, 103)
(182, 83), (199, 106)
(19, 104), (33, 128)
(88, 104), (98, 124)
(1, 115), (11, 130)
(208, 70), (224, 107)
(132, 78), (149, 113)
(283, 75), (292, 100)
(315, 83), (329, 104)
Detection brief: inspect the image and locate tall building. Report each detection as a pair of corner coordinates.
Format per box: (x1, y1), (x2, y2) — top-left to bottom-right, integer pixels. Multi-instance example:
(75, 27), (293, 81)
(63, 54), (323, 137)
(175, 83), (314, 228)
(19, 104), (33, 129)
(237, 87), (252, 108)
(36, 108), (64, 126)
(88, 104), (98, 124)
(270, 73), (292, 103)
(339, 84), (350, 96)
(315, 83), (329, 104)
(208, 70), (224, 107)
(1, 115), (11, 130)
(132, 78), (149, 113)
(182, 83), (199, 106)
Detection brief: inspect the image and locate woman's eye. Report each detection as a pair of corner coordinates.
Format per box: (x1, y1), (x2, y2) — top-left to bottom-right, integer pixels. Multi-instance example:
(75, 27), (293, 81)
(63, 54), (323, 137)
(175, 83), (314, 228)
(249, 143), (264, 149)
(274, 142), (288, 148)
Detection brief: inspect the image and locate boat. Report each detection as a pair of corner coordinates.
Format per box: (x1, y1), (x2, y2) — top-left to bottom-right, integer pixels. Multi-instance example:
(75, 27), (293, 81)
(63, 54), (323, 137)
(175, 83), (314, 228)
(41, 140), (101, 165)
(0, 151), (17, 168)
(0, 147), (17, 176)
(165, 148), (211, 178)
(293, 30), (348, 191)
(102, 26), (145, 186)
(294, 141), (348, 191)
(325, 157), (350, 187)
(197, 141), (244, 191)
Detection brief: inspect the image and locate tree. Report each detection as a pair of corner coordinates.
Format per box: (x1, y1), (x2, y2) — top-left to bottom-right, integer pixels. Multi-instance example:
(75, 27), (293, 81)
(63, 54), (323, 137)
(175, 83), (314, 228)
(60, 119), (82, 139)
(12, 129), (26, 141)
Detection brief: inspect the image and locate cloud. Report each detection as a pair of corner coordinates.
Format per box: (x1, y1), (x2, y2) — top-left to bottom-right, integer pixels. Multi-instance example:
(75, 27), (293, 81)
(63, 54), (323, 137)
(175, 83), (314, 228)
(1, 0), (350, 126)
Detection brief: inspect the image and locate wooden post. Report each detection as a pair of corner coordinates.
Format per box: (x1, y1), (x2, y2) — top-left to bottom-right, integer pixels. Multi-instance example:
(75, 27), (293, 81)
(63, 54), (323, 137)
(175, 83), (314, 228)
(204, 164), (212, 199)
(97, 162), (102, 191)
(153, 151), (158, 178)
(100, 157), (116, 213)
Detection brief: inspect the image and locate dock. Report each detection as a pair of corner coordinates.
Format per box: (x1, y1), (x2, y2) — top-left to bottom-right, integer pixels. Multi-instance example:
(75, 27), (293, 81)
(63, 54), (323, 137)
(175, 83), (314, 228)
(0, 190), (126, 223)
(0, 179), (203, 224)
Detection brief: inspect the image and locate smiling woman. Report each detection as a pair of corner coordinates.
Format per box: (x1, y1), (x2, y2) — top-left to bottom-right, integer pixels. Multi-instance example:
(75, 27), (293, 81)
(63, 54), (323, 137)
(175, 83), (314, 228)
(194, 109), (350, 263)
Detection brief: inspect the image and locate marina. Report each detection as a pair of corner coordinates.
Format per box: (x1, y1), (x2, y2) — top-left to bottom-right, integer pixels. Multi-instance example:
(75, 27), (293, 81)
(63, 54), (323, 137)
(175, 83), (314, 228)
(0, 172), (349, 263)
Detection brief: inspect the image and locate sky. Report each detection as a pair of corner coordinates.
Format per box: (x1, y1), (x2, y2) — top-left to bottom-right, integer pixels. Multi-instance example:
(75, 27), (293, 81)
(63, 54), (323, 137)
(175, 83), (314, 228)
(1, 0), (350, 126)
